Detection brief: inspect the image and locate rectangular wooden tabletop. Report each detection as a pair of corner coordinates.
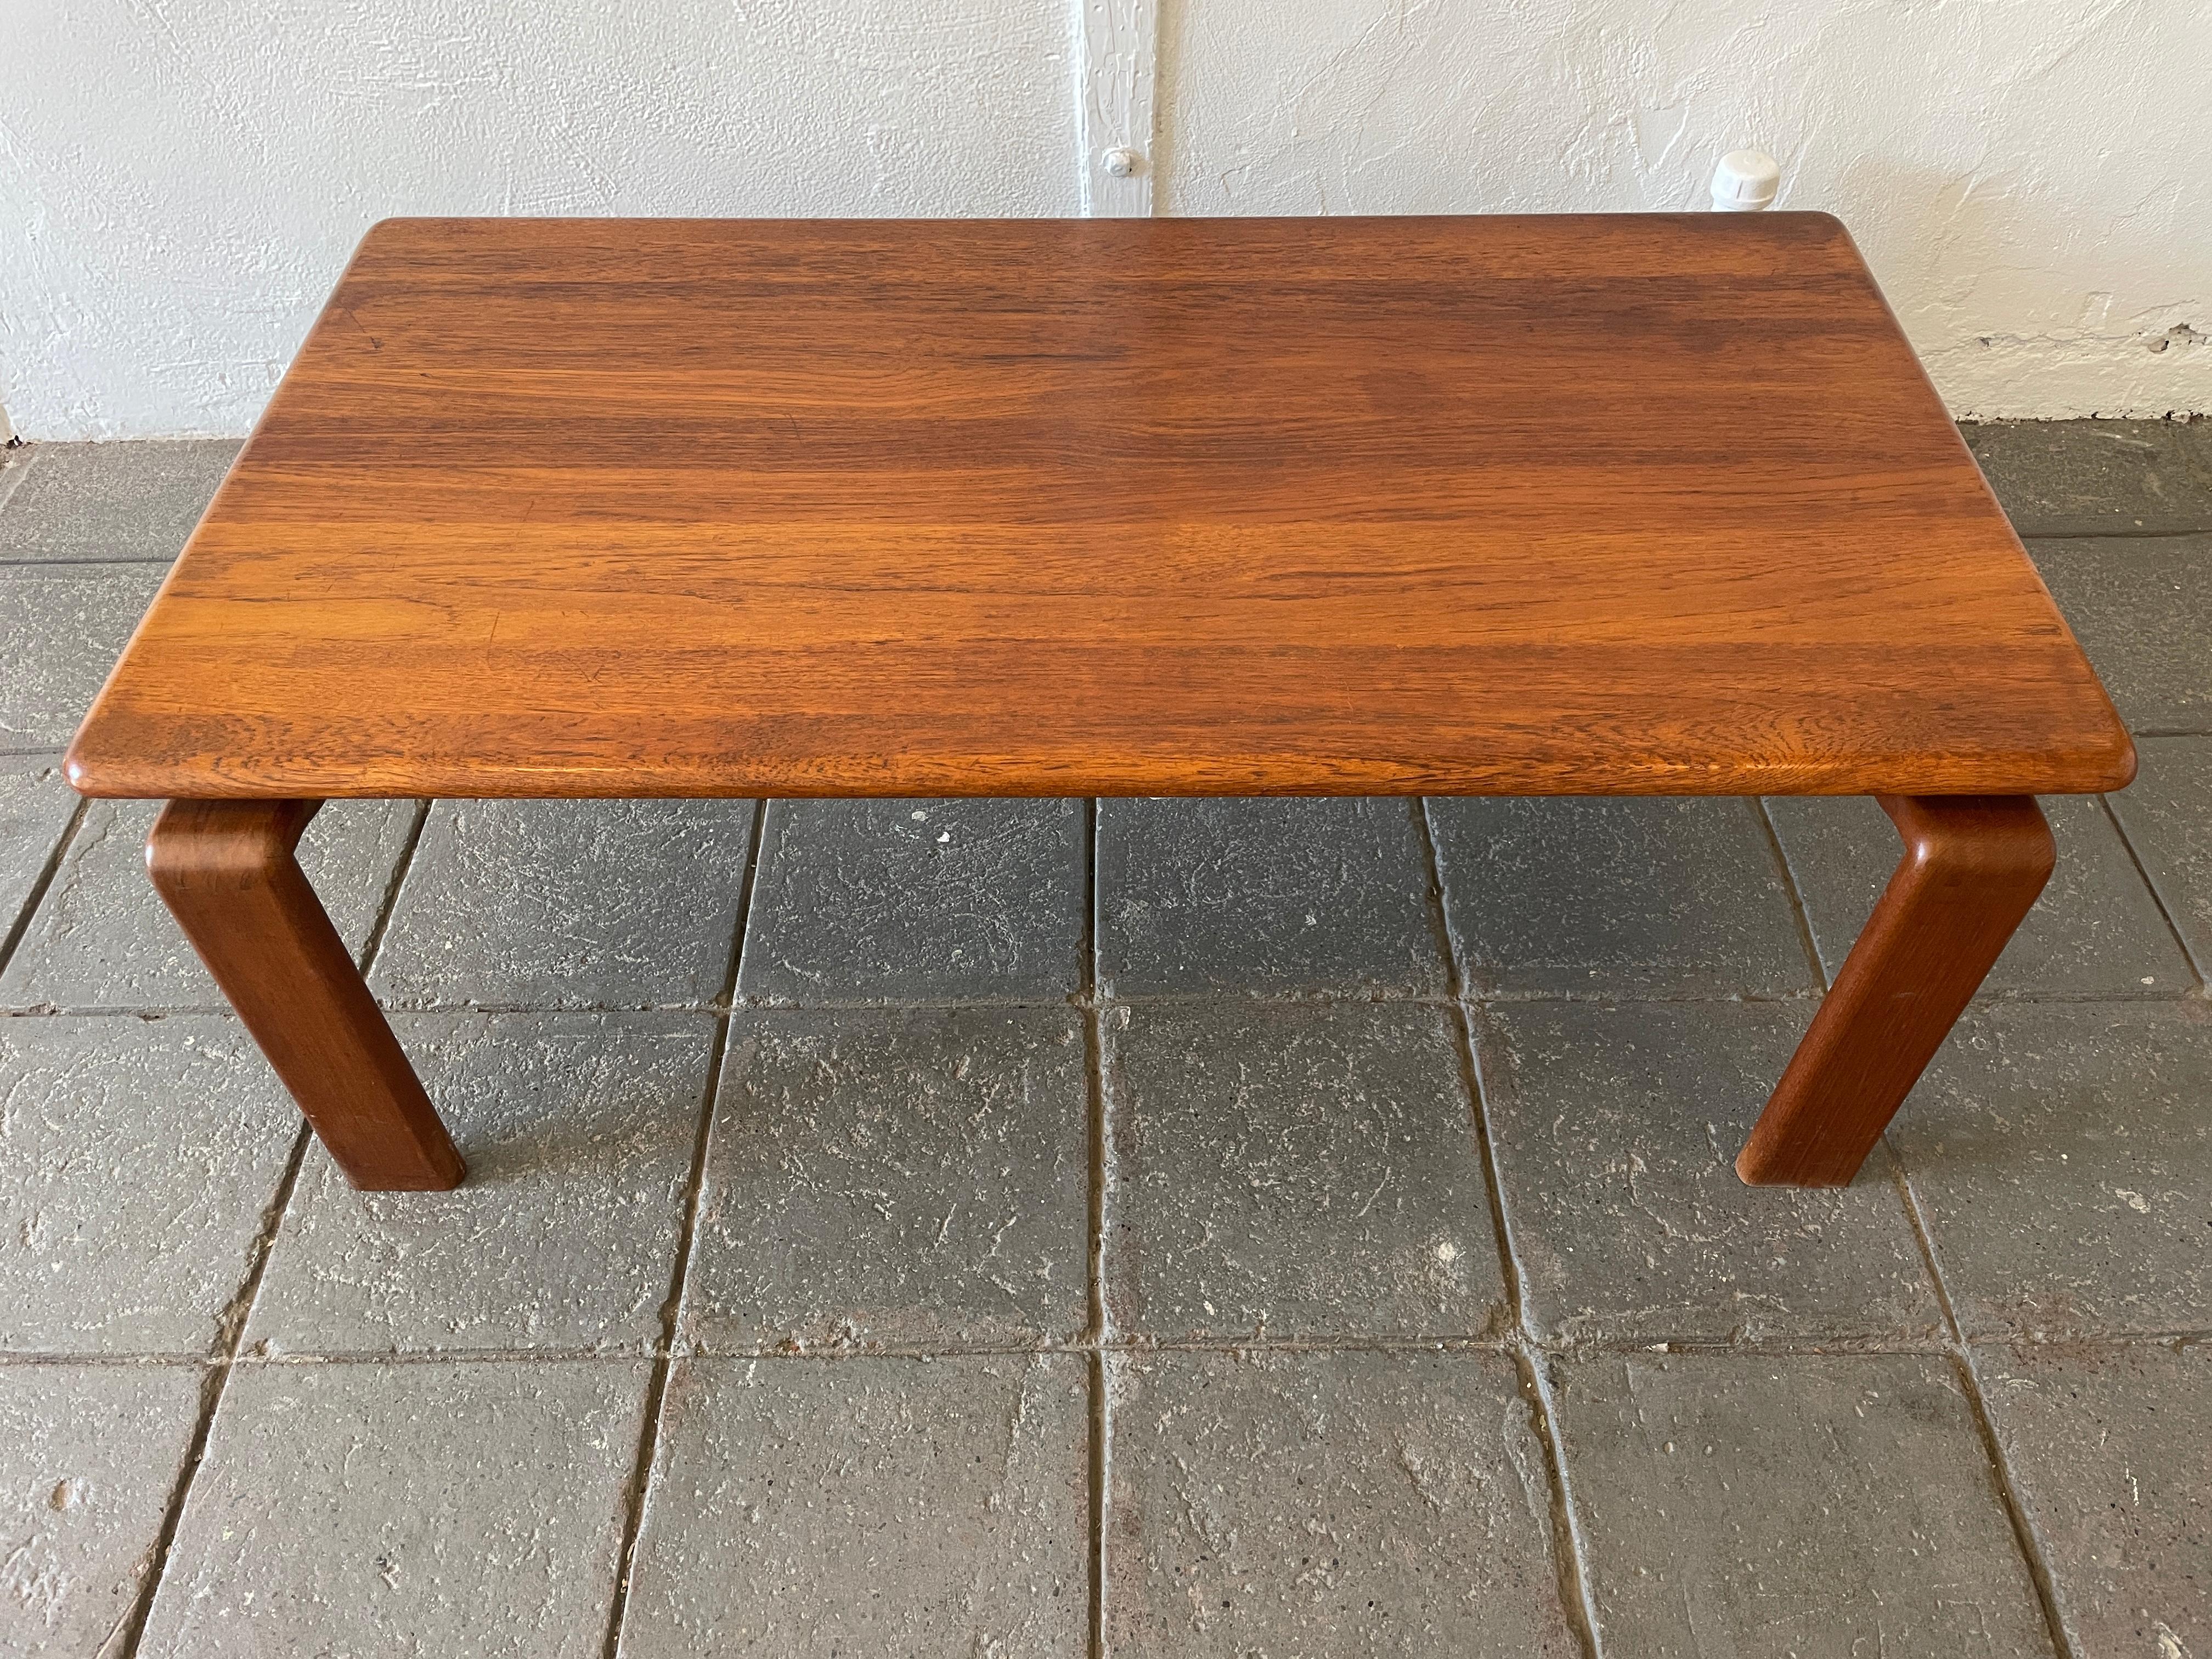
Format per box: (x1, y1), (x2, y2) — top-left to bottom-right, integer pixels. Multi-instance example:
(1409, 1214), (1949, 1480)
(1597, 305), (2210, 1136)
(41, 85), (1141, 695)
(68, 214), (2132, 800)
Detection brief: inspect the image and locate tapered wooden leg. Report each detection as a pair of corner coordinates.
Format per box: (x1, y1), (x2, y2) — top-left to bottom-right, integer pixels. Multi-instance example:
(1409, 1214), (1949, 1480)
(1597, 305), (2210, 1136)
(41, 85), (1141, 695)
(147, 799), (463, 1191)
(1737, 794), (2053, 1187)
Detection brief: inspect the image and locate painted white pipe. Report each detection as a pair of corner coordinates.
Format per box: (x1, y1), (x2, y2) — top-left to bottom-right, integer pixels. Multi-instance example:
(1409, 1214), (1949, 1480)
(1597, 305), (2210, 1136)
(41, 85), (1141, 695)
(1711, 149), (1781, 211)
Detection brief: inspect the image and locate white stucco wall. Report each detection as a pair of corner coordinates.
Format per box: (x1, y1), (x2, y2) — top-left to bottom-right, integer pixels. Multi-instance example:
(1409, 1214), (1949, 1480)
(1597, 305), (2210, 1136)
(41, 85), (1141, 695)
(1162, 0), (2212, 422)
(0, 0), (1081, 438)
(3, 0), (2207, 436)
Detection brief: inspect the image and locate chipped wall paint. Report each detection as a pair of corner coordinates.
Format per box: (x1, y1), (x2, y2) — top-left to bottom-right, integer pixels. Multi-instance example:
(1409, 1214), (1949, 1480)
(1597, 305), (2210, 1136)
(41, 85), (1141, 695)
(2, 0), (2207, 436)
(1161, 0), (2211, 419)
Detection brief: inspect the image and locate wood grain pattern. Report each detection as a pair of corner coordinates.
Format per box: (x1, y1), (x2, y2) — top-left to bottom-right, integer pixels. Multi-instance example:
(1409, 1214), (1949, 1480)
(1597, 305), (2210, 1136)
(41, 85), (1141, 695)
(146, 799), (464, 1190)
(68, 215), (2131, 800)
(1736, 793), (2055, 1186)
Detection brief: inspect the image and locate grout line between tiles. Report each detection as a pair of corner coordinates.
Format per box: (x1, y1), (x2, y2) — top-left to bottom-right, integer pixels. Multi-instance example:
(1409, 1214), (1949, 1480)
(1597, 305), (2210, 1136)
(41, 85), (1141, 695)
(110, 1122), (312, 1659)
(1767, 788), (2079, 1654)
(1403, 794), (1459, 988)
(357, 800), (432, 973)
(1087, 1348), (1110, 1659)
(1081, 796), (1109, 1659)
(0, 554), (182, 569)
(1416, 804), (1528, 1337)
(1891, 1166), (2079, 1659)
(110, 785), (431, 1657)
(1514, 1347), (1607, 1654)
(1755, 797), (1832, 994)
(2098, 793), (2208, 991)
(1417, 798), (1601, 1659)
(8, 983), (2207, 1025)
(14, 1325), (2212, 1369)
(597, 797), (768, 1659)
(2017, 527), (2212, 543)
(0, 793), (85, 981)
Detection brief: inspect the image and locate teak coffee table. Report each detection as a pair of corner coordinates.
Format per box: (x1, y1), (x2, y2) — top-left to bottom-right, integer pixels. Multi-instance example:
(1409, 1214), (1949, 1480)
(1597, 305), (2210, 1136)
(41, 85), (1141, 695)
(67, 215), (2134, 1195)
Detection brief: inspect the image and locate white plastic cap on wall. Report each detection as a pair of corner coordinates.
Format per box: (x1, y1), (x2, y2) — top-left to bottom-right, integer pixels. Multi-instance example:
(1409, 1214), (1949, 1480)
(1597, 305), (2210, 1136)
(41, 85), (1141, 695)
(1711, 149), (1781, 211)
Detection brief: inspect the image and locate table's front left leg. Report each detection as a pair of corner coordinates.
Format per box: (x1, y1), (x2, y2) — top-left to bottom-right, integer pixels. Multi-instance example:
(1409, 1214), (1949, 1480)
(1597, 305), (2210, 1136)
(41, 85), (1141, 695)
(1737, 793), (2053, 1187)
(148, 798), (464, 1191)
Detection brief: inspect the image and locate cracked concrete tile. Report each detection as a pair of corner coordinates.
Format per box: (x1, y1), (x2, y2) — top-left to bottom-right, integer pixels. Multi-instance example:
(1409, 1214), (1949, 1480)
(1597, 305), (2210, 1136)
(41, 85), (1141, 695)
(1477, 1001), (1942, 1346)
(369, 798), (756, 1009)
(0, 797), (416, 1011)
(1, 753), (77, 939)
(1106, 1350), (1578, 1657)
(0, 1015), (299, 1355)
(620, 1354), (1087, 1657)
(0, 562), (167, 748)
(1104, 1001), (1505, 1344)
(2030, 536), (2212, 732)
(1976, 1341), (2210, 1659)
(1767, 793), (2192, 999)
(2109, 735), (2212, 978)
(1429, 797), (1815, 998)
(739, 798), (1082, 1005)
(682, 1006), (1088, 1353)
(1962, 419), (2212, 537)
(1556, 1352), (2056, 1659)
(0, 1363), (202, 1655)
(1096, 797), (1444, 997)
(1891, 1002), (2212, 1339)
(246, 1013), (715, 1356)
(0, 440), (240, 563)
(139, 1359), (647, 1658)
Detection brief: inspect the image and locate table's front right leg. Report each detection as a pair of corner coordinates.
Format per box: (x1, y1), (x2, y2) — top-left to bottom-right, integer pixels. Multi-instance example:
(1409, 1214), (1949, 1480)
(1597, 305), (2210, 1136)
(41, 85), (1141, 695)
(148, 798), (464, 1191)
(1736, 793), (2053, 1187)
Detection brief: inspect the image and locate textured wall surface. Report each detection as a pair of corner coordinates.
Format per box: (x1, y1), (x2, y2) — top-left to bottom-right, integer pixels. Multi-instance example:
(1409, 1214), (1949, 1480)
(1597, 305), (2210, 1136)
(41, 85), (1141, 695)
(1163, 0), (2211, 420)
(2, 0), (2207, 435)
(0, 0), (1080, 437)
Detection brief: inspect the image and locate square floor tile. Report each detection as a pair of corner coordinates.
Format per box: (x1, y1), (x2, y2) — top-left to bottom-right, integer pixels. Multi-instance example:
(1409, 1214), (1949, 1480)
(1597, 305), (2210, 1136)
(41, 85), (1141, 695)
(2030, 537), (2212, 732)
(1106, 1350), (1579, 1657)
(1, 753), (77, 937)
(1555, 1352), (2055, 1659)
(1767, 793), (2192, 998)
(1977, 1341), (2209, 1659)
(682, 1006), (1090, 1352)
(0, 563), (167, 749)
(139, 1359), (647, 1658)
(0, 797), (417, 1011)
(1429, 797), (1815, 997)
(1477, 1001), (1943, 1345)
(1893, 1002), (2212, 1338)
(1097, 797), (1444, 997)
(0, 1363), (202, 1655)
(1104, 1001), (1505, 1343)
(620, 1355), (1087, 1657)
(369, 798), (756, 1009)
(0, 1015), (301, 1355)
(246, 1013), (716, 1357)
(739, 798), (1083, 1004)
(0, 439), (240, 563)
(2109, 735), (2212, 979)
(1962, 419), (2212, 537)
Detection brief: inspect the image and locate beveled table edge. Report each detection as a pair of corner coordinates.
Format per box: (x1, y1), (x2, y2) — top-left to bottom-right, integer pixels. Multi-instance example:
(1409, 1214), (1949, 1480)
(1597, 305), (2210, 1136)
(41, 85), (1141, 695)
(63, 739), (2141, 802)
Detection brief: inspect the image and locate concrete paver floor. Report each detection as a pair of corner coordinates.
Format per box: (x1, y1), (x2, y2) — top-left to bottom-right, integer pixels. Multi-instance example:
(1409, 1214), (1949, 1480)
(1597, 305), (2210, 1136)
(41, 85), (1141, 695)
(1, 424), (2207, 1657)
